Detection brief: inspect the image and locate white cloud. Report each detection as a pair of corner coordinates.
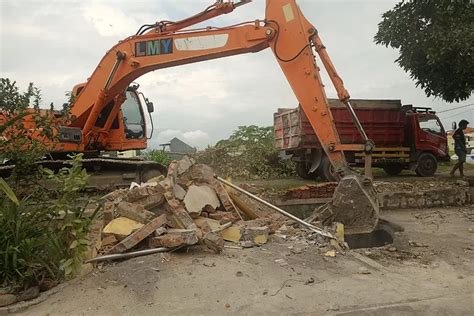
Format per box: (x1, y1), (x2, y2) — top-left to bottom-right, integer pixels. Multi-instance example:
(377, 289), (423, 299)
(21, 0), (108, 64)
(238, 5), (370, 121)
(81, 2), (138, 37)
(183, 130), (210, 142)
(153, 129), (210, 150)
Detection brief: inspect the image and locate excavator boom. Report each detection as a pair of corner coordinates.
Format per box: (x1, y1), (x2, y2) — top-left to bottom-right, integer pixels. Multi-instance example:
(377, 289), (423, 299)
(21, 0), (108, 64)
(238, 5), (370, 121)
(4, 0), (380, 233)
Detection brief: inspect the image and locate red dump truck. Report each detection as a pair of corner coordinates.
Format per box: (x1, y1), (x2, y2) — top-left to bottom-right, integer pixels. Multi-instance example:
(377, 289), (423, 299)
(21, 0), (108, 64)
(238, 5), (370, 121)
(274, 99), (449, 181)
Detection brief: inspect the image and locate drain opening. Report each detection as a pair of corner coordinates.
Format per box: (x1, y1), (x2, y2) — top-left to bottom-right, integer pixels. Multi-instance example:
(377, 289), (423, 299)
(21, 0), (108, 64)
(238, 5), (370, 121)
(345, 229), (394, 249)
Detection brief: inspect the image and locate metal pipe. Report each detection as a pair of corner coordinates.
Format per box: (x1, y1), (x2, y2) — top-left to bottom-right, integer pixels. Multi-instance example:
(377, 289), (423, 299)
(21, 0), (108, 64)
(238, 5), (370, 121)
(344, 101), (369, 143)
(215, 176), (335, 239)
(85, 247), (172, 263)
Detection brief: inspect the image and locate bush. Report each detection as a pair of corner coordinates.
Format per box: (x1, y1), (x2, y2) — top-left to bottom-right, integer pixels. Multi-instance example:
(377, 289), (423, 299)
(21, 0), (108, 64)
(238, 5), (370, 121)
(195, 125), (295, 179)
(0, 155), (98, 290)
(146, 149), (172, 167)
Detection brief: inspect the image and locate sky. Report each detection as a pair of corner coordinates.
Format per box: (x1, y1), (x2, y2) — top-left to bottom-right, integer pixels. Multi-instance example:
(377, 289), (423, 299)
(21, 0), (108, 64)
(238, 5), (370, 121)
(1, 0), (473, 149)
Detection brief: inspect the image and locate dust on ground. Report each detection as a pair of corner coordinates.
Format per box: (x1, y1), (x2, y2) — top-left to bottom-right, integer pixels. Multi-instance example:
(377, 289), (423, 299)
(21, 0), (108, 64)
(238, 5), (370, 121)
(15, 206), (474, 316)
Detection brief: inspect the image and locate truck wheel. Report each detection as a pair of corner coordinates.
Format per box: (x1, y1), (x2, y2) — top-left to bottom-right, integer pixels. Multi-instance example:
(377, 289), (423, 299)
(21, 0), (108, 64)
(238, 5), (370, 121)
(383, 164), (403, 176)
(415, 153), (437, 177)
(318, 156), (340, 182)
(296, 162), (316, 180)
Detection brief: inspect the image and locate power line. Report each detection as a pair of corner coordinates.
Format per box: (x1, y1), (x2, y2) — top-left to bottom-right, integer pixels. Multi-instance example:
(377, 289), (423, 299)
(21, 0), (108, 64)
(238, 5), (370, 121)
(440, 108), (474, 120)
(437, 103), (474, 114)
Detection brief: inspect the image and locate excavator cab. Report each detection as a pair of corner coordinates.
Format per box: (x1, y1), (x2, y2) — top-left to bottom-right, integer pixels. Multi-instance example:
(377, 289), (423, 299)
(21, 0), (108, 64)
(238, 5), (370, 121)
(94, 86), (155, 152)
(121, 89), (146, 140)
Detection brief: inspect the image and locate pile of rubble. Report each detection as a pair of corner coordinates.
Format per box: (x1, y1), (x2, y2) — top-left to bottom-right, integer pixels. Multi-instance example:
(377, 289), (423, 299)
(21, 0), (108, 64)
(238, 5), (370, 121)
(90, 157), (278, 259)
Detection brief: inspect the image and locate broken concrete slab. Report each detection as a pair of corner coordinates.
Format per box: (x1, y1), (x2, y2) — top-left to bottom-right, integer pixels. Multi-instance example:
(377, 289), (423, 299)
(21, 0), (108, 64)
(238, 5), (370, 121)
(203, 204), (217, 214)
(241, 226), (269, 246)
(116, 201), (157, 224)
(184, 185), (220, 218)
(149, 229), (199, 248)
(203, 232), (224, 253)
(108, 214), (168, 254)
(102, 217), (144, 241)
(102, 189), (128, 203)
(227, 190), (258, 220)
(221, 225), (244, 243)
(210, 179), (237, 213)
(178, 164), (214, 187)
(194, 217), (222, 234)
(125, 186), (165, 211)
(168, 229), (199, 245)
(177, 156), (195, 175)
(154, 227), (167, 237)
(173, 184), (186, 201)
(165, 192), (198, 230)
(208, 211), (239, 224)
(126, 186), (151, 202)
(101, 235), (118, 248)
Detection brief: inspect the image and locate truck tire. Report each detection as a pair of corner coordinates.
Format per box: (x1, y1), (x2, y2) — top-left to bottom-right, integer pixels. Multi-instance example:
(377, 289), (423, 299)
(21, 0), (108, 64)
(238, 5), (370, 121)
(318, 156), (340, 182)
(415, 153), (437, 177)
(296, 162), (317, 180)
(383, 164), (403, 176)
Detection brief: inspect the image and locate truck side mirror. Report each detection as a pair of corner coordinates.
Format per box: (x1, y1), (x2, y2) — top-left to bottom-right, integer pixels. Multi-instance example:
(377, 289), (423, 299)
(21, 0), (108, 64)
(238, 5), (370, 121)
(146, 100), (154, 113)
(452, 121), (457, 130)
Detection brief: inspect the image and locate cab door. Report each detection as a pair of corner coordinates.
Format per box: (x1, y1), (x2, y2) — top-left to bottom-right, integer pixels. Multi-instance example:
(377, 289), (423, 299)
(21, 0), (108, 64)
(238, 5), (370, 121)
(416, 114), (448, 159)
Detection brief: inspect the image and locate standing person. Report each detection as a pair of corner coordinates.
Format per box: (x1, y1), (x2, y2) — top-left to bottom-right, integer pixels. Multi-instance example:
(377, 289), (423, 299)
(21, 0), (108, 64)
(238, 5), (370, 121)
(450, 119), (469, 177)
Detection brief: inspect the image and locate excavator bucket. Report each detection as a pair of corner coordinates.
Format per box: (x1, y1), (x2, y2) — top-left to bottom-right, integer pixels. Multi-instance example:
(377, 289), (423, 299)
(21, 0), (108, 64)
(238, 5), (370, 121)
(313, 175), (380, 235)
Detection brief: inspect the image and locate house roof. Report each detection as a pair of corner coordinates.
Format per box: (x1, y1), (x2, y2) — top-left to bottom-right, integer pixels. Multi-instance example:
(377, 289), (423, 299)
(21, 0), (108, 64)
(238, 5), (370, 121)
(447, 127), (474, 135)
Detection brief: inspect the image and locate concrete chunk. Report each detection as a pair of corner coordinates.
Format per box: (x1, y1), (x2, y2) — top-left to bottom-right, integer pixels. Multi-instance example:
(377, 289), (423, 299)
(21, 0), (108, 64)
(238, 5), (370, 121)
(177, 156), (195, 175)
(116, 201), (156, 224)
(100, 235), (118, 248)
(210, 179), (237, 212)
(184, 185), (220, 218)
(102, 217), (144, 240)
(194, 217), (222, 234)
(154, 227), (167, 237)
(178, 164), (214, 186)
(173, 184), (186, 201)
(203, 232), (224, 253)
(108, 214), (168, 254)
(126, 186), (150, 202)
(241, 226), (269, 246)
(165, 192), (198, 230)
(149, 229), (199, 248)
(221, 225), (244, 243)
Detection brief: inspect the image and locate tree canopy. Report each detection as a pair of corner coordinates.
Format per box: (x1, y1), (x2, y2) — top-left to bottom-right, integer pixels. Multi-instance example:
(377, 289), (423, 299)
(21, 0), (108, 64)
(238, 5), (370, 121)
(374, 0), (474, 103)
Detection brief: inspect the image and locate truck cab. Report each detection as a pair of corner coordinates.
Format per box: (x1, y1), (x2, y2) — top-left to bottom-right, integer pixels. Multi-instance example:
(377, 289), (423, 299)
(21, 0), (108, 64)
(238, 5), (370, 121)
(405, 107), (450, 176)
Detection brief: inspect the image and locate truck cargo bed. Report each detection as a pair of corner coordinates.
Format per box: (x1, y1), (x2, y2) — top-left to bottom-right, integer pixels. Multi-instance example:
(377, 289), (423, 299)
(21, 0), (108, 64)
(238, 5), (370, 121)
(274, 99), (406, 150)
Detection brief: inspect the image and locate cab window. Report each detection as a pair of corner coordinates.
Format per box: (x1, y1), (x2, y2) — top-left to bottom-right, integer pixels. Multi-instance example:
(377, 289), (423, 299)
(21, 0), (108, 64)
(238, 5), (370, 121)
(419, 116), (443, 136)
(121, 91), (144, 139)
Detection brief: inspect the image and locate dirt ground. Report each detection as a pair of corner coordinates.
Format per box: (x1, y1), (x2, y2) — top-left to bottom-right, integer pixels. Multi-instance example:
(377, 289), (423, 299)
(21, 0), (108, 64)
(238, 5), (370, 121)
(12, 205), (473, 316)
(238, 165), (474, 194)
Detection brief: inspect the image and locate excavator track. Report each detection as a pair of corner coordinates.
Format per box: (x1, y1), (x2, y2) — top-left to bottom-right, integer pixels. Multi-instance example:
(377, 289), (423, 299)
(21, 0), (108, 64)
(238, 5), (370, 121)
(0, 157), (168, 191)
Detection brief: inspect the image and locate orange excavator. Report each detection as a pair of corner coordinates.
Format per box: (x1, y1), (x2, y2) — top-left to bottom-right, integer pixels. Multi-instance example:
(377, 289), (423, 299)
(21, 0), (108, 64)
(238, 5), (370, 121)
(1, 0), (379, 234)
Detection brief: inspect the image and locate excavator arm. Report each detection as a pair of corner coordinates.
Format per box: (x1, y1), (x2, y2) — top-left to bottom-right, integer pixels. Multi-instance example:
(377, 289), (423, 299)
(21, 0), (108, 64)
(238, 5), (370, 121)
(67, 0), (379, 233)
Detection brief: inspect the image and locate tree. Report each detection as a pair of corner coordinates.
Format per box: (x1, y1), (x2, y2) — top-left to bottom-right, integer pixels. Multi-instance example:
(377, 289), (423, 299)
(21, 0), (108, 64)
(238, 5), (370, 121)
(374, 0), (474, 102)
(195, 125), (294, 179)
